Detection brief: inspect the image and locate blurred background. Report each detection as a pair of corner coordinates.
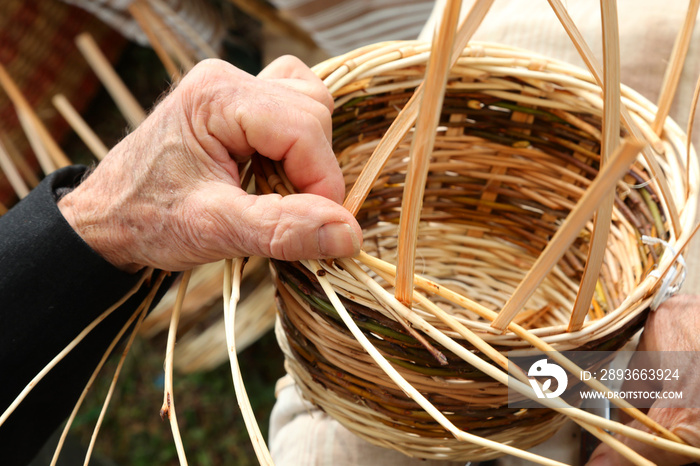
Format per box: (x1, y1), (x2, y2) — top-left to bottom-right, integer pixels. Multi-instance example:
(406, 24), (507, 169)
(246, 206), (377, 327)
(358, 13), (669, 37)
(3, 1), (699, 465)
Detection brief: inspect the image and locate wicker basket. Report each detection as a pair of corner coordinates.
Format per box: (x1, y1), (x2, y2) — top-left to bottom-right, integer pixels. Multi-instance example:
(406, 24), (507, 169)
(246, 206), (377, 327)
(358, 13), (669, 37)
(254, 39), (698, 462)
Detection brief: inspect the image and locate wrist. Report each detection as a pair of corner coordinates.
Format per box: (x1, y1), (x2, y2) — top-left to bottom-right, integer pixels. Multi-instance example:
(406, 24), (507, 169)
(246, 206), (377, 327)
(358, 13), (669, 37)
(57, 175), (144, 274)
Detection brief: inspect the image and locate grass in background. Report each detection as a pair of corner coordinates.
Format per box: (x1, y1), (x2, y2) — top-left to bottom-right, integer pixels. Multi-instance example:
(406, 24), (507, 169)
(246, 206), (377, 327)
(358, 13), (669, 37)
(71, 330), (285, 466)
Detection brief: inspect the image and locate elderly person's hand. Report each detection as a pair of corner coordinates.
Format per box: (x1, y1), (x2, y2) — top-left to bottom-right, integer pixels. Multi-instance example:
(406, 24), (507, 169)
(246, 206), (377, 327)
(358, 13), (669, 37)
(57, 56), (362, 273)
(587, 294), (700, 465)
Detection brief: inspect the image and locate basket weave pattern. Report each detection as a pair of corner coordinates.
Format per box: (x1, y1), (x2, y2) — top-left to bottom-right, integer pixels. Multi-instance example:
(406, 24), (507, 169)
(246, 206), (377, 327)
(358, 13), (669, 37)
(255, 41), (696, 460)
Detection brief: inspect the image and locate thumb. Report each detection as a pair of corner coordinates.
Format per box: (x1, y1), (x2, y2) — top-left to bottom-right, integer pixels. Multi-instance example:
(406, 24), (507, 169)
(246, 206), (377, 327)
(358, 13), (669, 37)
(193, 185), (362, 261)
(586, 407), (699, 466)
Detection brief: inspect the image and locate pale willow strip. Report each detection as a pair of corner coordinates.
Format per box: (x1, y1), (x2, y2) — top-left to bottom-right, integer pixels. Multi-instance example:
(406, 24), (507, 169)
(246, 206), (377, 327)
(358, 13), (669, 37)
(0, 139), (29, 198)
(567, 0), (620, 332)
(16, 109), (57, 175)
(76, 33), (146, 129)
(82, 285), (159, 466)
(50, 301), (145, 466)
(52, 94), (109, 160)
(0, 136), (40, 189)
(149, 0), (220, 59)
(0, 64), (71, 170)
(546, 0), (682, 236)
(161, 270), (192, 466)
(223, 259), (273, 466)
(395, 0), (461, 304)
(0, 269), (157, 427)
(341, 0), (495, 216)
(136, 1), (196, 73)
(652, 0), (700, 135)
(129, 1), (182, 81)
(492, 140), (643, 330)
(687, 74), (700, 195)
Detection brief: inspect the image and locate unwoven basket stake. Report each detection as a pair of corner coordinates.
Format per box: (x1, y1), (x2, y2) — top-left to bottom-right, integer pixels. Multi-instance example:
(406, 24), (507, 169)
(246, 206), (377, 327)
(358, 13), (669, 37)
(82, 288), (157, 466)
(0, 139), (29, 198)
(128, 0), (182, 81)
(567, 0), (621, 332)
(651, 0), (700, 136)
(686, 74), (700, 196)
(50, 296), (150, 466)
(547, 0), (682, 235)
(149, 0), (220, 60)
(342, 0), (495, 217)
(395, 0), (462, 305)
(0, 269), (157, 428)
(492, 139), (644, 330)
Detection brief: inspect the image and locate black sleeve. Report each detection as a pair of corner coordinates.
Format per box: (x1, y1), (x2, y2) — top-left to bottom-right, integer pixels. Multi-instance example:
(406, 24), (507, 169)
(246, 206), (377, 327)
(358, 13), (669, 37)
(0, 166), (175, 465)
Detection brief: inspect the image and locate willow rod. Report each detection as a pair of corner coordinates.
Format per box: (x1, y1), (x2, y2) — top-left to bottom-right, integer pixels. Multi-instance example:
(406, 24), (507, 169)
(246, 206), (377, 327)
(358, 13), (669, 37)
(687, 74), (700, 197)
(651, 0), (700, 135)
(161, 269), (193, 466)
(50, 302), (147, 466)
(567, 0), (620, 332)
(52, 94), (109, 160)
(138, 1), (196, 72)
(224, 258), (274, 466)
(342, 0), (495, 217)
(492, 139), (644, 330)
(16, 109), (57, 175)
(0, 139), (29, 198)
(0, 269), (155, 427)
(0, 64), (71, 170)
(83, 291), (157, 466)
(546, 0), (682, 236)
(150, 0), (220, 59)
(395, 0), (462, 304)
(128, 0), (182, 81)
(75, 33), (146, 129)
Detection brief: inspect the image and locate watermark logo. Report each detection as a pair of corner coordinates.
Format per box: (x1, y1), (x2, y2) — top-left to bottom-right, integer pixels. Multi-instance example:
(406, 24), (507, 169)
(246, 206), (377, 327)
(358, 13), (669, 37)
(509, 351), (693, 408)
(528, 358), (568, 399)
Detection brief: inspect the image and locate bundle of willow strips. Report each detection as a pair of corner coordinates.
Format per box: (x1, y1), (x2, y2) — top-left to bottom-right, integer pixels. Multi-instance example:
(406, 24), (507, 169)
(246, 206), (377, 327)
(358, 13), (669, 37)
(250, 0), (700, 463)
(141, 257), (276, 373)
(0, 15), (278, 463)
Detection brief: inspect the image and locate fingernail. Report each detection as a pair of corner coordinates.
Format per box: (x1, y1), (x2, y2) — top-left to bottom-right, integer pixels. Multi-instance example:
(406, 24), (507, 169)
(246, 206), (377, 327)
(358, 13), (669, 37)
(318, 222), (361, 258)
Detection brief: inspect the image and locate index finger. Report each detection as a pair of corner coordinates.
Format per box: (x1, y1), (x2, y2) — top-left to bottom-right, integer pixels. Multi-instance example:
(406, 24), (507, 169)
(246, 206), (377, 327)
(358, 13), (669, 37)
(258, 55), (334, 114)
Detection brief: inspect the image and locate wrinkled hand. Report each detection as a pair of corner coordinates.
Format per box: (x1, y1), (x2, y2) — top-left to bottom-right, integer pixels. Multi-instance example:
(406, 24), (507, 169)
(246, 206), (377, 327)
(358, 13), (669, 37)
(587, 294), (700, 465)
(59, 56), (362, 272)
